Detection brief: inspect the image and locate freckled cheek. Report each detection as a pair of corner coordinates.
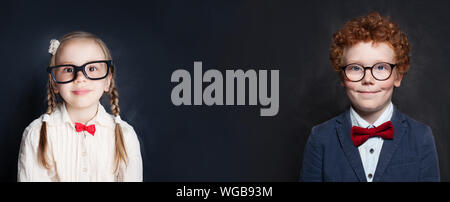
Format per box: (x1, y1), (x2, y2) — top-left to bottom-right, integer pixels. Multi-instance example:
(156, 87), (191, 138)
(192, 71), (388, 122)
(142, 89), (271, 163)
(343, 83), (359, 102)
(343, 81), (359, 92)
(378, 80), (395, 91)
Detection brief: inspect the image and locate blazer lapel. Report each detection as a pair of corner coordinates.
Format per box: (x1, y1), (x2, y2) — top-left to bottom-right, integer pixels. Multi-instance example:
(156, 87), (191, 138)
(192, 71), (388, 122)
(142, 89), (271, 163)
(373, 107), (408, 182)
(336, 109), (367, 182)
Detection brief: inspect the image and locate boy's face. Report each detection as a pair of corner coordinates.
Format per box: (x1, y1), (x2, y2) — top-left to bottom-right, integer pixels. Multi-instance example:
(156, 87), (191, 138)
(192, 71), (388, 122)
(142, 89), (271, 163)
(342, 41), (403, 115)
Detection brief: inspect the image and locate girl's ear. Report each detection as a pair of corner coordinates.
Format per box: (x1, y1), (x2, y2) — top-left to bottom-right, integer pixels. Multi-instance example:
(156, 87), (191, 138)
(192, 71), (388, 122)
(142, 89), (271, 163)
(104, 74), (112, 92)
(51, 82), (59, 94)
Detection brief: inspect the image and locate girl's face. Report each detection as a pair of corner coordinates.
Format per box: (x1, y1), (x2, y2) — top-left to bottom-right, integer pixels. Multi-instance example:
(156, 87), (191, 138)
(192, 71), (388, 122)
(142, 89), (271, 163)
(53, 38), (111, 109)
(342, 41), (403, 115)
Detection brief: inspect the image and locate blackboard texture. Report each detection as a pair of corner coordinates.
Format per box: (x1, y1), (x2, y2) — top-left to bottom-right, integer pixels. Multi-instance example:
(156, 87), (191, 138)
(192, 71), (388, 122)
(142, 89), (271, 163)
(1, 0), (449, 181)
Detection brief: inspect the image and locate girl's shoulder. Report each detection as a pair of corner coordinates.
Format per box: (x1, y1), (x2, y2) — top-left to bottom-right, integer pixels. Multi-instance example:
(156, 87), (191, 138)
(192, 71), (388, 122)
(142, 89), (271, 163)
(26, 115), (45, 129)
(109, 114), (140, 146)
(21, 114), (47, 146)
(115, 116), (137, 136)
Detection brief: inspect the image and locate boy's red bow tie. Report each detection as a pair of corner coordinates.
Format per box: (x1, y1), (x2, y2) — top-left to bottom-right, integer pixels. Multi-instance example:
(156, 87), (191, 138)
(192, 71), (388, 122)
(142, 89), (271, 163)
(350, 121), (394, 147)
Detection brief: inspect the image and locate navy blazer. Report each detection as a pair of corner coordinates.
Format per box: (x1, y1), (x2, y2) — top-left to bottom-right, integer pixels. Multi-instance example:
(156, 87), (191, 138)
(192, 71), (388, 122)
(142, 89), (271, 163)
(300, 107), (440, 182)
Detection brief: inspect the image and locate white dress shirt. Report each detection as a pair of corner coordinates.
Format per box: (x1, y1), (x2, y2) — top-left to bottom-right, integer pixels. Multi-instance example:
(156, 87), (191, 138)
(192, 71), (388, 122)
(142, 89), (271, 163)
(18, 103), (143, 182)
(350, 102), (393, 182)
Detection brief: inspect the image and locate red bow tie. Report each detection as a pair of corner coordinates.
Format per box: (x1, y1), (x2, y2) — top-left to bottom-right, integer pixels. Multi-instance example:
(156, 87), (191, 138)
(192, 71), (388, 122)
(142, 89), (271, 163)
(350, 121), (394, 147)
(75, 122), (96, 136)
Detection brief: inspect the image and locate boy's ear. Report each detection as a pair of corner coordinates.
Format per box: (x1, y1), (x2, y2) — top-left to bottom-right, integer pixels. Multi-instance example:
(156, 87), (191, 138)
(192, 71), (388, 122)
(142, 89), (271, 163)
(340, 74), (346, 87)
(338, 71), (347, 87)
(394, 71), (404, 87)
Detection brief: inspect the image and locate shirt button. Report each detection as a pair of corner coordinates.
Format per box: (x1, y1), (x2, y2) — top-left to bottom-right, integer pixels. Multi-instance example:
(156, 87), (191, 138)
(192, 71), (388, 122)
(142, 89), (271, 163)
(370, 148), (374, 154)
(368, 173), (373, 179)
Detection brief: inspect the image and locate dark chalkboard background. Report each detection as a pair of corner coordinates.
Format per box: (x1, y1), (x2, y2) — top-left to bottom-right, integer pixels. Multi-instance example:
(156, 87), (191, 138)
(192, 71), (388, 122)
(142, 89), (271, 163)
(1, 0), (449, 182)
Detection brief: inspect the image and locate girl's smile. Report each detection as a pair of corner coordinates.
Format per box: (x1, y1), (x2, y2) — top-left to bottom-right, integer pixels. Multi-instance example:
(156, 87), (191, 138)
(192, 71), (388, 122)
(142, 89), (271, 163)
(71, 89), (92, 95)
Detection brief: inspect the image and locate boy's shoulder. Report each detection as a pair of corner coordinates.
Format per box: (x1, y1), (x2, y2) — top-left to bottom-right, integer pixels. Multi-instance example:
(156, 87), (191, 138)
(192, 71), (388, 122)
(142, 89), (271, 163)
(400, 111), (429, 128)
(396, 110), (433, 136)
(310, 110), (349, 143)
(311, 110), (348, 133)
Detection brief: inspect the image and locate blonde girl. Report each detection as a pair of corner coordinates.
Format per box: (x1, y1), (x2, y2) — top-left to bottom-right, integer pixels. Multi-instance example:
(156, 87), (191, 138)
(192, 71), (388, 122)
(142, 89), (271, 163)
(18, 31), (143, 181)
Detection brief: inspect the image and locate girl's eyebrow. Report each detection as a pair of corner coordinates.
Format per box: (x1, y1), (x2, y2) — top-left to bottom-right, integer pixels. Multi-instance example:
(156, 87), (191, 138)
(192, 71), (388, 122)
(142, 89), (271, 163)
(58, 61), (75, 65)
(57, 60), (106, 66)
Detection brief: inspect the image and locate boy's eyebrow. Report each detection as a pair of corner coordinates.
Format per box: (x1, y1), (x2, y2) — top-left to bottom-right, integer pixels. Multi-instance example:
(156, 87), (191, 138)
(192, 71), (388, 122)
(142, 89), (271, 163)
(345, 59), (395, 66)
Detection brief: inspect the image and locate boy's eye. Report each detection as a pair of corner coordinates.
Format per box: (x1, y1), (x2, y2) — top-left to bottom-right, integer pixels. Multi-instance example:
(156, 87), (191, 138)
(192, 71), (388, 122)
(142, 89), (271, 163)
(376, 65), (386, 71)
(350, 66), (362, 71)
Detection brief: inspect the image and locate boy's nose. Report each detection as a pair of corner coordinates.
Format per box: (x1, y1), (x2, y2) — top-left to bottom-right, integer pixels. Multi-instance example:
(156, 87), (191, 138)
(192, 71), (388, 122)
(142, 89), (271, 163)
(361, 68), (375, 84)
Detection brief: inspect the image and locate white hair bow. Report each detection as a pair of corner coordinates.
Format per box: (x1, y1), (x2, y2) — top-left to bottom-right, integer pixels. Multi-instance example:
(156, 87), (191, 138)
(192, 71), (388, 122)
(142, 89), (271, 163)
(42, 113), (51, 122)
(48, 39), (60, 55)
(114, 115), (122, 124)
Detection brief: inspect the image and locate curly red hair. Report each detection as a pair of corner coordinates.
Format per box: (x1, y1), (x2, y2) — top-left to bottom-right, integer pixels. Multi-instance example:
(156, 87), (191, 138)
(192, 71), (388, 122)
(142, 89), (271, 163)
(330, 11), (410, 78)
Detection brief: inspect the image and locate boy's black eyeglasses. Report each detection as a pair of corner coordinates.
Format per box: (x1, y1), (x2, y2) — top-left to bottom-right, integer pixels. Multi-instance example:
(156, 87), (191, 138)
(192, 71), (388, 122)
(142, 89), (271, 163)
(47, 60), (113, 84)
(341, 62), (396, 82)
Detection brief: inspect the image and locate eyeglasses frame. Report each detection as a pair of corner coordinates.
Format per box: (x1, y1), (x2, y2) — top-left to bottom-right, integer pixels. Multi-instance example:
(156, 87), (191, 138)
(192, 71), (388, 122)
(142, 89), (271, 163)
(47, 60), (114, 84)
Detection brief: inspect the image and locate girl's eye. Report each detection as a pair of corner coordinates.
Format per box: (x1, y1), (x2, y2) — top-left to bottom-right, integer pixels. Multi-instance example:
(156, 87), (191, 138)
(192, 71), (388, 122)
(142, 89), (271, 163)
(376, 66), (386, 71)
(88, 66), (97, 71)
(63, 67), (73, 73)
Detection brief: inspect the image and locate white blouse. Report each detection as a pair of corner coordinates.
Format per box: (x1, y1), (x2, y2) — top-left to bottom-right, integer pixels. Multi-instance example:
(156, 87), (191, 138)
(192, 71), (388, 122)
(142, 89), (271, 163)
(18, 103), (143, 182)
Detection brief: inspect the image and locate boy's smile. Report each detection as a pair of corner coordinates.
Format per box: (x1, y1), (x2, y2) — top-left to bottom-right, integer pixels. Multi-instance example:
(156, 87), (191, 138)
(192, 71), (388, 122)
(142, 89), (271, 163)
(356, 90), (382, 98)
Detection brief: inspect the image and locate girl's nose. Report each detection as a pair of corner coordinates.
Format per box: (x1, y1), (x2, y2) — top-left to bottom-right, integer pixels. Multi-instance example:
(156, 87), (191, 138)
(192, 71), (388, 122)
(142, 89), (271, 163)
(73, 70), (87, 83)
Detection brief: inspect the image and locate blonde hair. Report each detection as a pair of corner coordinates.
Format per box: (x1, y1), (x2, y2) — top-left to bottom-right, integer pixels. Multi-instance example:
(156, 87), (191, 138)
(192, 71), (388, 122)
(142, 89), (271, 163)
(39, 31), (128, 174)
